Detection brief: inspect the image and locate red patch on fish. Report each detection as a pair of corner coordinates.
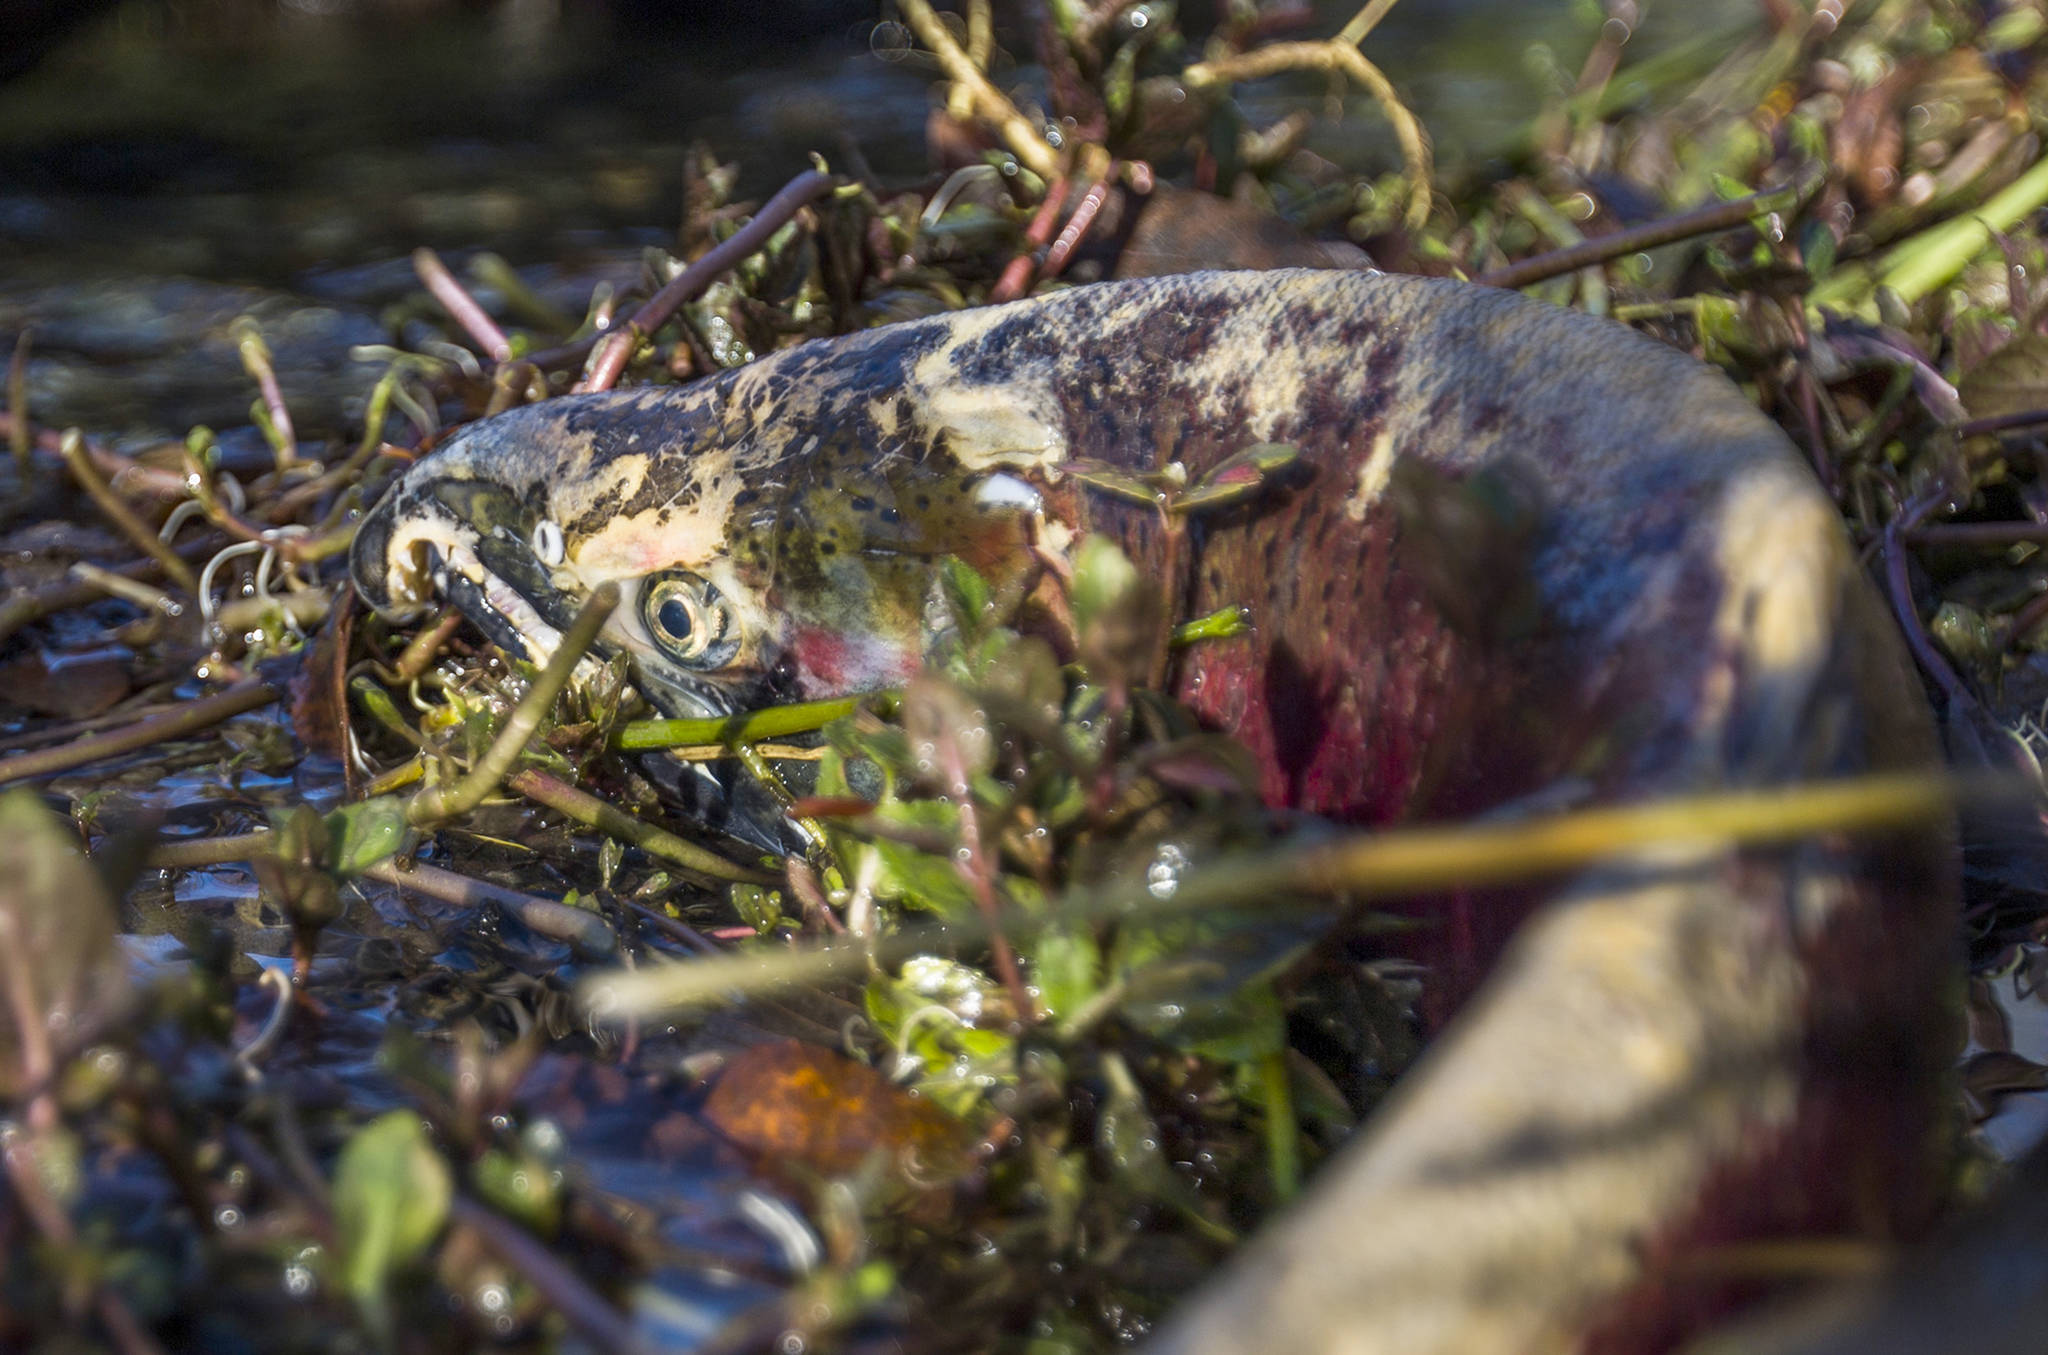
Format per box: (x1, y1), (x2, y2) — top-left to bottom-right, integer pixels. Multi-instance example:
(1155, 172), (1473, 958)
(787, 625), (921, 694)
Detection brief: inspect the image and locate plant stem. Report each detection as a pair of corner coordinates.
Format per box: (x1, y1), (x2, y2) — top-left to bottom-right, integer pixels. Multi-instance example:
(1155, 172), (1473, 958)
(406, 583), (617, 825)
(448, 1195), (650, 1355)
(414, 247), (513, 362)
(613, 692), (882, 751)
(58, 429), (200, 594)
(363, 859), (615, 956)
(0, 680), (277, 786)
(506, 769), (775, 884)
(1814, 156), (2048, 311)
(1476, 179), (1808, 290)
(576, 170), (835, 392)
(148, 831), (274, 869)
(584, 770), (1972, 1016)
(898, 0), (1062, 180)
(1183, 40), (1432, 232)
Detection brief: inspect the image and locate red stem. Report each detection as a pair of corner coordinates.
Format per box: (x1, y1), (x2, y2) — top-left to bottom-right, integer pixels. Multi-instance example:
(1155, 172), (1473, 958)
(413, 247), (513, 363)
(1040, 166), (1119, 282)
(989, 176), (1073, 304)
(578, 169), (835, 393)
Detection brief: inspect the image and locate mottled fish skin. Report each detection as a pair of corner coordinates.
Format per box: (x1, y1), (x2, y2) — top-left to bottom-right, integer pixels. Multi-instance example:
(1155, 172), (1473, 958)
(351, 270), (1955, 1354)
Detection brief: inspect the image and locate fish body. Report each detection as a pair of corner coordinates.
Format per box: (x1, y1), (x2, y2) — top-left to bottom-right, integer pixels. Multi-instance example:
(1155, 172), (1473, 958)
(352, 270), (1955, 1353)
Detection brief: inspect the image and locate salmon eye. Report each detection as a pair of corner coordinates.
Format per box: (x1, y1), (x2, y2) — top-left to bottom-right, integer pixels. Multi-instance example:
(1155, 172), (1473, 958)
(640, 570), (739, 669)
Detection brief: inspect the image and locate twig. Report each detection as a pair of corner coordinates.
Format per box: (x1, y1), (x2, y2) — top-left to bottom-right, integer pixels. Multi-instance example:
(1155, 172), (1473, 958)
(988, 177), (1072, 304)
(0, 680), (278, 786)
(1335, 0), (1400, 47)
(584, 770), (1974, 1015)
(936, 716), (1031, 1019)
(1813, 156), (2048, 310)
(58, 429), (200, 594)
(0, 912), (56, 1133)
(622, 898), (723, 954)
(0, 537), (216, 648)
(2, 1136), (169, 1355)
(468, 253), (578, 333)
(1475, 180), (1807, 290)
(406, 583), (617, 824)
(1903, 520), (2048, 547)
(390, 611), (464, 682)
(148, 831), (274, 869)
(449, 1195), (649, 1355)
(68, 562), (181, 614)
(945, 0), (994, 122)
(0, 416), (187, 501)
(506, 769), (775, 884)
(1958, 406), (2048, 438)
(1183, 40), (1432, 232)
(413, 248), (513, 363)
(898, 0), (1062, 180)
(364, 858), (615, 955)
(220, 1121), (334, 1241)
(233, 967), (295, 1076)
(578, 171), (835, 392)
(231, 320), (298, 470)
(2004, 583), (2048, 652)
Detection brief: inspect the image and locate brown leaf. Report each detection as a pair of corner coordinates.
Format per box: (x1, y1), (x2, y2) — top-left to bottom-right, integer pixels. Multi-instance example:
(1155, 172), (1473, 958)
(1961, 1049), (2048, 1122)
(702, 1040), (970, 1184)
(289, 584), (355, 765)
(1966, 977), (2012, 1053)
(1960, 333), (2048, 423)
(0, 647), (130, 719)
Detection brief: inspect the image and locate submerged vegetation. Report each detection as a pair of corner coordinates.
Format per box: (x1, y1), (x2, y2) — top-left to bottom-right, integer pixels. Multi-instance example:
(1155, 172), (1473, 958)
(1, 0), (2046, 1350)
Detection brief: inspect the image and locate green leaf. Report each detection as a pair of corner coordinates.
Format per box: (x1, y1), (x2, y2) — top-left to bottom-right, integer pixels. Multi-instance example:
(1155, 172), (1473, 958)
(730, 883), (784, 933)
(334, 1111), (452, 1339)
(871, 838), (977, 917)
(937, 556), (993, 640)
(472, 1148), (560, 1236)
(1071, 535), (1159, 677)
(324, 796), (409, 875)
(1709, 171), (1752, 202)
(0, 791), (126, 1092)
(1028, 928), (1101, 1021)
(1173, 442), (1300, 515)
(1072, 535), (1140, 636)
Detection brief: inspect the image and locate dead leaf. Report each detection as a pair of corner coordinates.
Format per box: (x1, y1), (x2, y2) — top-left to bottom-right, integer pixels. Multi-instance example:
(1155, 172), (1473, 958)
(1960, 333), (2048, 423)
(0, 647), (131, 719)
(702, 1040), (970, 1185)
(289, 583), (355, 766)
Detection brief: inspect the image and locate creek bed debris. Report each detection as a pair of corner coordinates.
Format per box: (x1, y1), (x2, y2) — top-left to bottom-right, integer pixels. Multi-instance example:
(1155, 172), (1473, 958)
(0, 0), (2045, 1351)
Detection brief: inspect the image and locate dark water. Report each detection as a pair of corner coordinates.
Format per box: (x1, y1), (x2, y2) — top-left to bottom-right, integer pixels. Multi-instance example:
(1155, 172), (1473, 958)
(0, 0), (1752, 285)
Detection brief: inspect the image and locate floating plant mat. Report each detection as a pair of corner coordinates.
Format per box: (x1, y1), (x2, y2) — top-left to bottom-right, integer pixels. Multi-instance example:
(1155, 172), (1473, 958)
(2, 0), (2048, 1352)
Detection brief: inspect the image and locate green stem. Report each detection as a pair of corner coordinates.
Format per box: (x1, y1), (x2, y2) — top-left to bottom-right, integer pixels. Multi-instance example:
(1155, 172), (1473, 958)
(1260, 1050), (1301, 1203)
(613, 692), (885, 751)
(583, 770), (1973, 1016)
(1814, 156), (2048, 311)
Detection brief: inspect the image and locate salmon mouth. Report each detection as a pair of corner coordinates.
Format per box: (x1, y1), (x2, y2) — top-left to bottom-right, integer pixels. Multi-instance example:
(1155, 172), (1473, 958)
(349, 474), (745, 723)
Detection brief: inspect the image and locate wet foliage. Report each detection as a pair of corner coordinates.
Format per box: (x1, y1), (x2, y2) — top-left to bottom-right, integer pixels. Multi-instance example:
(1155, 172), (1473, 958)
(2, 0), (2048, 1351)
